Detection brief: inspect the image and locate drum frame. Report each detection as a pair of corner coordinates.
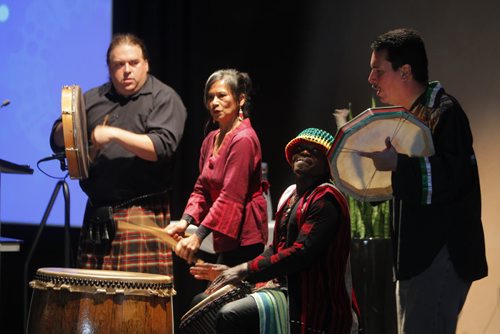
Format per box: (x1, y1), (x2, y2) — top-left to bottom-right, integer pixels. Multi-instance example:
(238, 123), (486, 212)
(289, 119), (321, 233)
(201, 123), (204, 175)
(329, 106), (435, 202)
(61, 85), (90, 179)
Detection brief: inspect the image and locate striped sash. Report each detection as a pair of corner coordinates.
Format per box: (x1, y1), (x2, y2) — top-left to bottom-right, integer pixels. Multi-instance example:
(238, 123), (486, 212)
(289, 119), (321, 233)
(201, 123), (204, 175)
(251, 289), (289, 334)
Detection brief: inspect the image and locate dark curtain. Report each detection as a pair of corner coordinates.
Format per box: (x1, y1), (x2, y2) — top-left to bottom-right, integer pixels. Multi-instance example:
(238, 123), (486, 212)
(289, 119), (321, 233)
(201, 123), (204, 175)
(113, 2), (318, 330)
(113, 0), (312, 219)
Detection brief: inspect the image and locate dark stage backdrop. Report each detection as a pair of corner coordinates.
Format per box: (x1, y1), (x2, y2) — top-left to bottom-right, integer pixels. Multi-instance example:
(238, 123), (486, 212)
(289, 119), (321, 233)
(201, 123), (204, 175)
(112, 0), (320, 220)
(112, 4), (321, 328)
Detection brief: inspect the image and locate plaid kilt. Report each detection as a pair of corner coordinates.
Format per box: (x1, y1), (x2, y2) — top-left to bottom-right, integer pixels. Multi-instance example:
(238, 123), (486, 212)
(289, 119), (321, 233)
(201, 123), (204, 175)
(77, 192), (173, 276)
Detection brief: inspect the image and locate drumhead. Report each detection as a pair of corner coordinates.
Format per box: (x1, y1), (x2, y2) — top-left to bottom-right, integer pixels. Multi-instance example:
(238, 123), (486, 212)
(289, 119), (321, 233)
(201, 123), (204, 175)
(330, 107), (434, 202)
(30, 267), (174, 297)
(179, 282), (253, 328)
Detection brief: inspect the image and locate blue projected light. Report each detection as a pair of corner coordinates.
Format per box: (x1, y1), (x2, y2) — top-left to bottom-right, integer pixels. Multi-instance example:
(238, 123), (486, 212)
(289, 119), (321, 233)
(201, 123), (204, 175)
(0, 4), (9, 22)
(0, 1), (111, 226)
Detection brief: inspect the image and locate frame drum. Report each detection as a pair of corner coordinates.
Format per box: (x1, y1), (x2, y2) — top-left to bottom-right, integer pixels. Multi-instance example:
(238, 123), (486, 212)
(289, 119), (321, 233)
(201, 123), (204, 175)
(27, 267), (175, 334)
(329, 106), (435, 202)
(61, 85), (90, 179)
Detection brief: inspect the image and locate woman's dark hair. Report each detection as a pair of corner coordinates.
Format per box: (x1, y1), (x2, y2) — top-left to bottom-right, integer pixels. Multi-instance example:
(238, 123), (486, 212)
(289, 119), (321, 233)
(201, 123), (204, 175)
(371, 28), (428, 84)
(204, 69), (253, 118)
(106, 33), (149, 65)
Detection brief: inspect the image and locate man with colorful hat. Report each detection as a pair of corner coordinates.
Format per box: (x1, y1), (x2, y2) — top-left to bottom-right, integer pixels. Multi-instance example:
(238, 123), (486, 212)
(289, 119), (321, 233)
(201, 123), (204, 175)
(188, 128), (359, 333)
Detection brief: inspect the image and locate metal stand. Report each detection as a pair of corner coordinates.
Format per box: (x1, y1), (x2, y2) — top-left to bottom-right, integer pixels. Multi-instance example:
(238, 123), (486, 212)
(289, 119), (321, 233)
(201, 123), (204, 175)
(23, 179), (71, 332)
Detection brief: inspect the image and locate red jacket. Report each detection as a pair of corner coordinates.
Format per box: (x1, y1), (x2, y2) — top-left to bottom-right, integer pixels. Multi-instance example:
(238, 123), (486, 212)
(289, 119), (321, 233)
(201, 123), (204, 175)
(183, 119), (268, 252)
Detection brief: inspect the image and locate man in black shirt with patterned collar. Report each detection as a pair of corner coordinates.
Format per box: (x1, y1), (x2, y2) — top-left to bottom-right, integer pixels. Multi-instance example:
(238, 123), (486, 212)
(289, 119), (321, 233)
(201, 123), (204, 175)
(361, 28), (487, 333)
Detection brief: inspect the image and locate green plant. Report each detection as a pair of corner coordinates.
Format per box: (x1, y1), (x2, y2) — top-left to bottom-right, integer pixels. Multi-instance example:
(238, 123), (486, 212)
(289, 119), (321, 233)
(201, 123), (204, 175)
(348, 197), (390, 238)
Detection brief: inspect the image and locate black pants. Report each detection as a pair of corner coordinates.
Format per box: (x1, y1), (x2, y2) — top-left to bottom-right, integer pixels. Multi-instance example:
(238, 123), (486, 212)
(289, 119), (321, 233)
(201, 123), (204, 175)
(216, 295), (260, 334)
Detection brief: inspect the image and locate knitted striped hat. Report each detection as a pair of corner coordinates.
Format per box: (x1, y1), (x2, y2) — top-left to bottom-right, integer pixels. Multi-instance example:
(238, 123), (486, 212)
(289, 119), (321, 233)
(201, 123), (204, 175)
(285, 128), (335, 165)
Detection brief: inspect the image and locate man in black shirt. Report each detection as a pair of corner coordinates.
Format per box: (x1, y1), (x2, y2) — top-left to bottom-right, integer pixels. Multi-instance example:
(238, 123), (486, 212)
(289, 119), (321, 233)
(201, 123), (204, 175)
(50, 33), (187, 275)
(361, 28), (487, 333)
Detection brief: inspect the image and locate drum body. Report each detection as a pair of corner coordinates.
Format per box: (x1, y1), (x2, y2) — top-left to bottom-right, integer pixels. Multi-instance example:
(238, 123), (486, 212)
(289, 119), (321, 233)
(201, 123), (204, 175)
(179, 284), (249, 334)
(329, 106), (435, 202)
(27, 267), (175, 334)
(61, 85), (90, 179)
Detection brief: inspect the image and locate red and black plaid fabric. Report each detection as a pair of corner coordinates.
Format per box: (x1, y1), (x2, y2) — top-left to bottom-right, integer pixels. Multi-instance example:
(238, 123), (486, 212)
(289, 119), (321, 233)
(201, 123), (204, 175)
(77, 192), (173, 276)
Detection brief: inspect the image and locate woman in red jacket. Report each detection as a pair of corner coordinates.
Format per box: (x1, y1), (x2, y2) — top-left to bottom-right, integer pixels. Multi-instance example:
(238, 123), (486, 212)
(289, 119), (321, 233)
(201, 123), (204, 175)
(166, 69), (268, 267)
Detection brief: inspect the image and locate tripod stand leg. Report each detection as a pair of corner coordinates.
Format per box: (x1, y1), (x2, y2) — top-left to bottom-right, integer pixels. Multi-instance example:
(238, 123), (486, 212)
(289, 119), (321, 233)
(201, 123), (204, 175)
(62, 181), (71, 267)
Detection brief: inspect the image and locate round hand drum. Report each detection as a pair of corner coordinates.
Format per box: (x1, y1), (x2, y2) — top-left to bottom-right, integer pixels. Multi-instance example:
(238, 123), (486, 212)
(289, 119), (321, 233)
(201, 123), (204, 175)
(61, 85), (90, 180)
(329, 106), (435, 202)
(27, 267), (175, 334)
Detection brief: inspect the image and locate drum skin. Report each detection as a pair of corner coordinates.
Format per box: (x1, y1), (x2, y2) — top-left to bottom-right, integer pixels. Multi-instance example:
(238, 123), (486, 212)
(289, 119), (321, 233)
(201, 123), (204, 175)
(329, 106), (435, 202)
(27, 268), (174, 334)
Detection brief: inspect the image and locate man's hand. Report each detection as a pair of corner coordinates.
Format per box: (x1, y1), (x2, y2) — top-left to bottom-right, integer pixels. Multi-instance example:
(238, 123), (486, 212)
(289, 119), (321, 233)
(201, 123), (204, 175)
(91, 125), (115, 150)
(358, 136), (398, 171)
(91, 125), (158, 161)
(189, 263), (229, 281)
(205, 263), (249, 295)
(52, 122), (65, 148)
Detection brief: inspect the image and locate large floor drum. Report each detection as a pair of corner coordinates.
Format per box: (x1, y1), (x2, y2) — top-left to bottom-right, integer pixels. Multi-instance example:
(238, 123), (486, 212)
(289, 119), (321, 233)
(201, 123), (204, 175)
(27, 267), (175, 334)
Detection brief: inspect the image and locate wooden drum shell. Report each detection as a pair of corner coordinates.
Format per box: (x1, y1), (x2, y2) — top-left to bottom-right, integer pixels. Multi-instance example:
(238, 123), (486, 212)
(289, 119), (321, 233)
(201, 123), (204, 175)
(27, 268), (175, 334)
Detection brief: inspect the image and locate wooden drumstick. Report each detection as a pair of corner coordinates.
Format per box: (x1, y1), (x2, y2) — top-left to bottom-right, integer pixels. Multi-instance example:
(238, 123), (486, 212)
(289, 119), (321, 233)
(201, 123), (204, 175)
(118, 221), (204, 264)
(102, 114), (109, 126)
(89, 115), (110, 163)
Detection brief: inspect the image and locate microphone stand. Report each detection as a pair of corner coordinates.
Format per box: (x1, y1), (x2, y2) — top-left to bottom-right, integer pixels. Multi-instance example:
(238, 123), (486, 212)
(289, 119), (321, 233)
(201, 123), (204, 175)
(23, 154), (72, 332)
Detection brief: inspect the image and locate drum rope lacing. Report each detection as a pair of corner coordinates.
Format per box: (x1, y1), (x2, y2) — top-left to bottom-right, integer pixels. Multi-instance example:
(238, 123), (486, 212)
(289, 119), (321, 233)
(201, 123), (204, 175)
(34, 272), (171, 290)
(30, 271), (176, 297)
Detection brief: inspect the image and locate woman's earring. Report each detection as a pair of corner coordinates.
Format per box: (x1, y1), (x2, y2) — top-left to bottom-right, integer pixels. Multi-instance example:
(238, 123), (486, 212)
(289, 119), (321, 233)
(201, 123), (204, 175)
(238, 108), (244, 121)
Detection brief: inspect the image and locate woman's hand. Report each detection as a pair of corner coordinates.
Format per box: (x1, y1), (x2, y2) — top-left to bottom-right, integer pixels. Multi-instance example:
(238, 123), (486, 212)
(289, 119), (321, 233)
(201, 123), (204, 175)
(189, 263), (229, 281)
(165, 219), (189, 241)
(174, 234), (201, 264)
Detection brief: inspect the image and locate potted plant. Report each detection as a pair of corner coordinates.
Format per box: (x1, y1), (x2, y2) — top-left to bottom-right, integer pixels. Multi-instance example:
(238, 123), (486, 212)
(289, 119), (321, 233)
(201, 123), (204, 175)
(333, 103), (397, 334)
